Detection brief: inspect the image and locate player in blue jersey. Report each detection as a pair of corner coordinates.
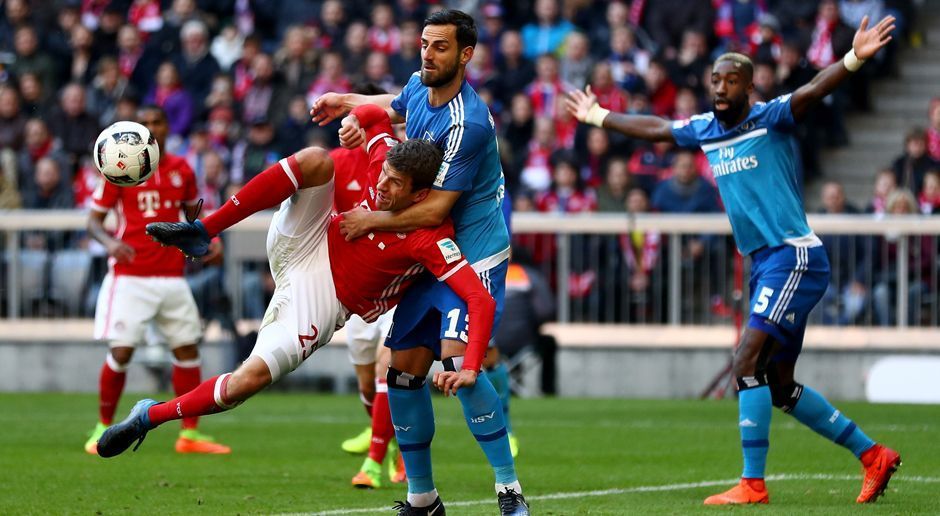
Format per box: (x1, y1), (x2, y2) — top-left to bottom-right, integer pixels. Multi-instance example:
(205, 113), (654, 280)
(568, 15), (900, 506)
(310, 9), (526, 516)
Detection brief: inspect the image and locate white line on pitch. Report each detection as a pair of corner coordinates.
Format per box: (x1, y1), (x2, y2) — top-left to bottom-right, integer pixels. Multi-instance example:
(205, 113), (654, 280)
(278, 472), (940, 516)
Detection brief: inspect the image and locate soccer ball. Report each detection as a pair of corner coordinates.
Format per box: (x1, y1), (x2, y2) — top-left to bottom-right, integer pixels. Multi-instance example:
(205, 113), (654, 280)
(93, 121), (160, 186)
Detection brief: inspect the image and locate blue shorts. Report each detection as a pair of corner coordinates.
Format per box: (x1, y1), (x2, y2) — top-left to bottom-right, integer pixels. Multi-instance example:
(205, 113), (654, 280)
(385, 260), (507, 357)
(747, 245), (830, 362)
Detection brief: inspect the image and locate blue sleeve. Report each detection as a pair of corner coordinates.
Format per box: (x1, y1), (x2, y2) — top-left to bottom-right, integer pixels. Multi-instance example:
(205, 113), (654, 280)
(391, 73), (419, 118)
(433, 122), (489, 192)
(670, 118), (701, 148)
(760, 93), (796, 131)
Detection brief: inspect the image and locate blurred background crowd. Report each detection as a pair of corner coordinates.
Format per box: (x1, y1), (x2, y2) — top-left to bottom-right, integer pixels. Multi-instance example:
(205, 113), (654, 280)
(0, 0), (937, 328)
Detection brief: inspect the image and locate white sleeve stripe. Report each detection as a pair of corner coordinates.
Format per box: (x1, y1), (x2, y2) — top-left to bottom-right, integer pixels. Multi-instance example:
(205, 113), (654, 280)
(366, 132), (392, 153)
(278, 157), (300, 190)
(442, 93), (465, 163)
(436, 259), (468, 282)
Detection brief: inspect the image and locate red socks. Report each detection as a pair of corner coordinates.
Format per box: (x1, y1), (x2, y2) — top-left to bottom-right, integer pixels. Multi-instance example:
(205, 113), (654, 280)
(202, 155), (302, 236)
(98, 354), (127, 425)
(171, 359), (202, 429)
(149, 373), (237, 427)
(368, 379), (395, 463)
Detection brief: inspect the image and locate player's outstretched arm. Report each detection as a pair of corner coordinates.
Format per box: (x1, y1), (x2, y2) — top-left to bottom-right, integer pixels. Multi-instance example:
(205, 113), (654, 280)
(340, 189), (461, 240)
(790, 15), (895, 121)
(309, 92), (403, 128)
(566, 86), (675, 143)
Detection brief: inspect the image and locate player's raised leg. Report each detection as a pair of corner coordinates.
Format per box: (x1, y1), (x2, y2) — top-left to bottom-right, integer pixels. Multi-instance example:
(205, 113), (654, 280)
(146, 146), (332, 256)
(769, 360), (901, 503)
(704, 328), (773, 505)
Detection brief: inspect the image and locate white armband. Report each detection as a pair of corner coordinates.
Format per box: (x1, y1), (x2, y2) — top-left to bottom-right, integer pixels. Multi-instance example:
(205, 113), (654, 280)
(843, 49), (865, 72)
(585, 103), (611, 127)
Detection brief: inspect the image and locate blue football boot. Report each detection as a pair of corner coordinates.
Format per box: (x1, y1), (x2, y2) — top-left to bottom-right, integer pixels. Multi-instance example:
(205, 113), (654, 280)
(145, 220), (211, 257)
(498, 488), (529, 516)
(97, 399), (159, 458)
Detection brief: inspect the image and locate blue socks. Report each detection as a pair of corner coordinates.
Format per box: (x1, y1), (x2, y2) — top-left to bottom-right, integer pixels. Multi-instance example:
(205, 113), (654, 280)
(387, 380), (436, 495)
(485, 362), (512, 433)
(790, 385), (875, 457)
(738, 385), (772, 479)
(456, 373), (517, 484)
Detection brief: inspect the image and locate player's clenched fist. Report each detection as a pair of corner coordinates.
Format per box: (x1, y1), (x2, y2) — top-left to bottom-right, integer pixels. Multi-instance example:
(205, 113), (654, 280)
(106, 240), (136, 264)
(309, 92), (349, 126)
(433, 369), (478, 397)
(339, 114), (366, 149)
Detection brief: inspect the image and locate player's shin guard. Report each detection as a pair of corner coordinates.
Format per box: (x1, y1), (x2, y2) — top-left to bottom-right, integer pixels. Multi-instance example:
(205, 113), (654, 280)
(171, 357), (202, 429)
(450, 360), (517, 486)
(788, 384), (875, 457)
(147, 373), (242, 427)
(737, 377), (772, 479)
(485, 362), (512, 433)
(99, 353), (127, 425)
(369, 378), (395, 464)
(387, 367), (435, 495)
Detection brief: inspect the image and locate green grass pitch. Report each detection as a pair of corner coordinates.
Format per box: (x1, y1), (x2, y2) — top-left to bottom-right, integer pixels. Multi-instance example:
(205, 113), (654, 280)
(1, 392), (937, 514)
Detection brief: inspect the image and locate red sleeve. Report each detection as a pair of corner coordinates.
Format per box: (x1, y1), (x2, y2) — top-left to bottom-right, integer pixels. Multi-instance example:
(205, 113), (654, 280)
(411, 225), (495, 372)
(351, 104), (398, 188)
(90, 178), (119, 213)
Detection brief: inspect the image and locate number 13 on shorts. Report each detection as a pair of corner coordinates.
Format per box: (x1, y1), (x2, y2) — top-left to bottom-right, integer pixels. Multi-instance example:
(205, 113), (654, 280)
(443, 307), (469, 343)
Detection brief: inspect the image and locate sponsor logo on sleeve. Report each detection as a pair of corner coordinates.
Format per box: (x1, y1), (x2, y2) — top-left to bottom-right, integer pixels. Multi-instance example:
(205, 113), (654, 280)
(434, 162), (449, 187)
(436, 238), (461, 264)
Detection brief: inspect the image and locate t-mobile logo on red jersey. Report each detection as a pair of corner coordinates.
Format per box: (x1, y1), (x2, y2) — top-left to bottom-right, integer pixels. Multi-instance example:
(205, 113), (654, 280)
(137, 191), (160, 218)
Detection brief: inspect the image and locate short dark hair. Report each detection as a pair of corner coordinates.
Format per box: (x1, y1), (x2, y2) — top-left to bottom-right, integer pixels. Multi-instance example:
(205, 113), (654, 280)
(424, 9), (477, 49)
(137, 104), (167, 121)
(351, 82), (388, 96)
(714, 52), (754, 81)
(385, 139), (443, 191)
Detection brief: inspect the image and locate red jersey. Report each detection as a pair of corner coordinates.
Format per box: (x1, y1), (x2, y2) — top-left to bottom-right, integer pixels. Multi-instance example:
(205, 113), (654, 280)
(329, 146), (371, 212)
(326, 104), (495, 371)
(91, 153), (198, 277)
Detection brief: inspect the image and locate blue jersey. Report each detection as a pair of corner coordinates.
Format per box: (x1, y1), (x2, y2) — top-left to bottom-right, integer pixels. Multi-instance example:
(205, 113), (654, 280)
(671, 94), (820, 255)
(391, 73), (510, 269)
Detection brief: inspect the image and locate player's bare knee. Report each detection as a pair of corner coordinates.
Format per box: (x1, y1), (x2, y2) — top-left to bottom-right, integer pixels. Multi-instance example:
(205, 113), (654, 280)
(171, 344), (199, 361)
(109, 346), (134, 365)
(295, 146), (333, 188)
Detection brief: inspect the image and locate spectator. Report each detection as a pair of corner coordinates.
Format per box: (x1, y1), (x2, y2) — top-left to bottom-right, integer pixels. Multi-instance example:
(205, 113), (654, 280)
(146, 61), (194, 138)
(198, 150), (226, 211)
(520, 117), (556, 193)
(87, 57), (131, 128)
(596, 158), (630, 212)
(367, 3), (401, 55)
(307, 51), (352, 108)
(275, 26), (318, 96)
(751, 13), (783, 64)
(317, 0), (348, 49)
(581, 127), (612, 188)
(806, 0), (853, 142)
(751, 62), (781, 103)
(526, 54), (569, 119)
(817, 180), (868, 325)
(866, 168), (897, 215)
(927, 98), (940, 161)
(642, 0), (714, 57)
(128, 0), (163, 35)
(651, 151), (719, 213)
(628, 140), (675, 194)
(644, 59), (678, 117)
(173, 19), (221, 104)
(559, 32), (593, 90)
(673, 87), (700, 120)
(242, 53), (288, 127)
(713, 0), (766, 53)
(67, 23), (98, 85)
(15, 118), (69, 197)
(364, 52), (398, 94)
(588, 0), (629, 58)
(535, 152), (596, 213)
(203, 74), (236, 120)
(390, 20), (422, 86)
(1, 0), (32, 52)
(589, 61), (629, 113)
(17, 72), (48, 119)
(606, 25), (647, 93)
(229, 117), (279, 189)
(520, 0), (575, 60)
(11, 26), (57, 91)
(892, 127), (940, 193)
(490, 31), (535, 107)
(918, 171), (940, 214)
(621, 188), (662, 321)
(46, 83), (100, 173)
(0, 85), (27, 151)
(341, 22), (370, 82)
(670, 29), (710, 95)
(231, 34), (261, 102)
(466, 42), (495, 90)
(90, 5), (125, 65)
(117, 24), (159, 99)
(276, 95), (315, 156)
(22, 157), (73, 209)
(0, 157), (22, 209)
(479, 3), (506, 57)
(210, 25), (244, 72)
(872, 188), (933, 326)
(502, 93), (535, 193)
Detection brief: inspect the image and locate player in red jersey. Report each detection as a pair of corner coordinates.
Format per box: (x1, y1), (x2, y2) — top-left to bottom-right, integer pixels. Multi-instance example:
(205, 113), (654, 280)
(332, 139), (406, 488)
(84, 105), (230, 455)
(95, 105), (496, 459)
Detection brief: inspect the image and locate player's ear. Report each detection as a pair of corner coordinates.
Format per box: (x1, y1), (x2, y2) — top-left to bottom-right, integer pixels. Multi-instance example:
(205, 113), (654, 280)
(412, 188), (430, 204)
(460, 46), (474, 66)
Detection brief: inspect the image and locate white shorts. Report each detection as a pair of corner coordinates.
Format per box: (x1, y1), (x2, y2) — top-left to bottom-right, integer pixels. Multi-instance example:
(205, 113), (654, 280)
(345, 308), (395, 366)
(93, 273), (202, 347)
(250, 179), (348, 382)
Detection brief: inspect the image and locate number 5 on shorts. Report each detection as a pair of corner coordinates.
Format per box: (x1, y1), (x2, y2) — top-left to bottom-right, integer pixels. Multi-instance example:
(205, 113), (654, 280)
(754, 286), (774, 314)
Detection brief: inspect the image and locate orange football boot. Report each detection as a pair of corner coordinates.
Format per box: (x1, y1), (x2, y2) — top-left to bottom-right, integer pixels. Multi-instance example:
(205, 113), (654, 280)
(390, 451), (407, 483)
(175, 429), (232, 454)
(857, 444), (901, 503)
(704, 478), (769, 505)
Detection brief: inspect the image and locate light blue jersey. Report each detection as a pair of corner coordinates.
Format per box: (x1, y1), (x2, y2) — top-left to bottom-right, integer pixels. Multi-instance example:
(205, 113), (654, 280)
(391, 73), (510, 269)
(671, 94), (820, 255)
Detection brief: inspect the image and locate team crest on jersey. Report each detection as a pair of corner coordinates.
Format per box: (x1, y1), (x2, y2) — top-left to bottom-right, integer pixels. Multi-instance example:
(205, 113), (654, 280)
(423, 130), (436, 143)
(737, 120), (757, 133)
(436, 238), (461, 263)
(170, 172), (182, 187)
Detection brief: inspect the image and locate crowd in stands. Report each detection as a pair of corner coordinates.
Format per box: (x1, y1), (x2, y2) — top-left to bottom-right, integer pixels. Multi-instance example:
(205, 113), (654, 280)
(0, 0), (935, 325)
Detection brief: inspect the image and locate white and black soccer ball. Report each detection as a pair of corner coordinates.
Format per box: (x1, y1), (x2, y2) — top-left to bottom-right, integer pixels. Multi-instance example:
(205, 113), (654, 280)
(93, 121), (160, 186)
